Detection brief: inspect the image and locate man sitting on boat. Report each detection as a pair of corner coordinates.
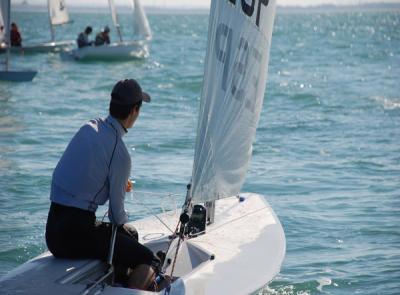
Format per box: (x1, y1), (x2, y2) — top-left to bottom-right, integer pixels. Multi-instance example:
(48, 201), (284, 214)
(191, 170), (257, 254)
(76, 26), (93, 48)
(95, 26), (111, 46)
(45, 79), (160, 290)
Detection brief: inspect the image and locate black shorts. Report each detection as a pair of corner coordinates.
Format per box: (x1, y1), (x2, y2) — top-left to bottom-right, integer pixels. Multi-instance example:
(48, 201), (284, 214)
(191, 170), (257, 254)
(45, 202), (154, 269)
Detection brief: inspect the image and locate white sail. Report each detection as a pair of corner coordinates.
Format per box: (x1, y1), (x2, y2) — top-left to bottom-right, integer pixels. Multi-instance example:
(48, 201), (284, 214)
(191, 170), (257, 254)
(0, 0), (9, 39)
(190, 0), (277, 203)
(0, 2), (5, 43)
(132, 0), (152, 40)
(108, 0), (120, 29)
(48, 0), (69, 26)
(0, 0), (10, 70)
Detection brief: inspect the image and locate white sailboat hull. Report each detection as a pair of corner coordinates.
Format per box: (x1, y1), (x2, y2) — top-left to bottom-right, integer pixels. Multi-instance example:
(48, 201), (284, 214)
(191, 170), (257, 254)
(0, 193), (285, 294)
(0, 40), (75, 54)
(60, 41), (149, 61)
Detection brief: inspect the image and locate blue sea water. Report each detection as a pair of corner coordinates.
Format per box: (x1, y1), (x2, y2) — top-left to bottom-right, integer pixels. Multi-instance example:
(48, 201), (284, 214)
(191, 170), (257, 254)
(0, 6), (399, 295)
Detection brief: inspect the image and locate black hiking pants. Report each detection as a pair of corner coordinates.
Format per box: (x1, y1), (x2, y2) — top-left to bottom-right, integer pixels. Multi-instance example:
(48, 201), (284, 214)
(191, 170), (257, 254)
(45, 202), (155, 271)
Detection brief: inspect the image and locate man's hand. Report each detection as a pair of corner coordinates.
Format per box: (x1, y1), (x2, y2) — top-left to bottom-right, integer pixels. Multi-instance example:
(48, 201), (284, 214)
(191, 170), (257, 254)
(126, 179), (133, 192)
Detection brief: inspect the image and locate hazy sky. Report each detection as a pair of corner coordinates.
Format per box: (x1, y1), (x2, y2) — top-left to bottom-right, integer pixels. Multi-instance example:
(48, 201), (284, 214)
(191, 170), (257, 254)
(20, 0), (400, 7)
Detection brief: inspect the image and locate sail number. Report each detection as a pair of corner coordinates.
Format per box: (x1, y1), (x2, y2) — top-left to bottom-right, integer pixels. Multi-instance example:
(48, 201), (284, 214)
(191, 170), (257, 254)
(215, 23), (263, 113)
(228, 0), (269, 27)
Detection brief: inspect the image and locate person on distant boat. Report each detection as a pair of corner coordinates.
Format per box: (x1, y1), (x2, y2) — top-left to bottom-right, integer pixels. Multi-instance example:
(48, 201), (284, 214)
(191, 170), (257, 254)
(95, 26), (111, 46)
(45, 79), (160, 290)
(10, 22), (22, 47)
(76, 26), (93, 48)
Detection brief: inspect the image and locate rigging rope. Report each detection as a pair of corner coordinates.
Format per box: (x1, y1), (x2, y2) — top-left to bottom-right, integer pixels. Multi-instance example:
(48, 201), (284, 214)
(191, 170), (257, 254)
(129, 190), (179, 233)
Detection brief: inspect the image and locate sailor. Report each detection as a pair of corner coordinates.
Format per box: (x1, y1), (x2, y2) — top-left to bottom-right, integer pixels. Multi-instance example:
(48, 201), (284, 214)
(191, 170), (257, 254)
(76, 26), (93, 48)
(10, 22), (22, 47)
(45, 79), (159, 290)
(95, 26), (111, 46)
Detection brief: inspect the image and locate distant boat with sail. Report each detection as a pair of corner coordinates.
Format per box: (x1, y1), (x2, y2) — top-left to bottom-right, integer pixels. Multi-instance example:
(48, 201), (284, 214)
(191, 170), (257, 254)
(0, 0), (284, 293)
(0, 0), (36, 82)
(61, 0), (152, 61)
(0, 0), (74, 54)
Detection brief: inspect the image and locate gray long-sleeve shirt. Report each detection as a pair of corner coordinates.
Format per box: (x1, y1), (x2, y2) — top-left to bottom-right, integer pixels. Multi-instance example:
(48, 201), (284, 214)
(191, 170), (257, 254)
(50, 115), (130, 225)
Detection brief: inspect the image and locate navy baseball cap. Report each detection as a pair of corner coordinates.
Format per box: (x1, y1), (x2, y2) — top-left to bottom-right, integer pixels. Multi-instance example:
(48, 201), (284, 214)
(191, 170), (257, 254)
(111, 79), (151, 105)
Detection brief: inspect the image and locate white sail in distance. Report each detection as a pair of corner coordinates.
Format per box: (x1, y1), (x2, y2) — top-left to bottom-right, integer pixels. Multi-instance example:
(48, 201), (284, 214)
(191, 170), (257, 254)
(0, 0), (10, 71)
(48, 0), (70, 26)
(0, 8), (3, 30)
(190, 0), (277, 203)
(0, 2), (5, 43)
(132, 0), (152, 40)
(0, 0), (9, 37)
(108, 0), (121, 28)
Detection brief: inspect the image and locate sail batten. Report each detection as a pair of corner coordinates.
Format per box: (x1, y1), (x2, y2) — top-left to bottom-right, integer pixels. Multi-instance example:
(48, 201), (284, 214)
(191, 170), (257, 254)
(190, 0), (277, 203)
(48, 0), (70, 26)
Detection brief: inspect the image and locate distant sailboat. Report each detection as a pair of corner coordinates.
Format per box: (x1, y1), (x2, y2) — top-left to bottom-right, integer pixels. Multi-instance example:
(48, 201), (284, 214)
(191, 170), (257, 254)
(0, 0), (74, 54)
(47, 0), (74, 43)
(61, 0), (152, 61)
(0, 0), (36, 82)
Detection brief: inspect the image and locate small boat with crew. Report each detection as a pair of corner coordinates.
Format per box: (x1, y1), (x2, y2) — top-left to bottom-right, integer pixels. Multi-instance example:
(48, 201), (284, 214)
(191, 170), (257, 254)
(61, 0), (151, 61)
(0, 0), (74, 54)
(0, 0), (36, 82)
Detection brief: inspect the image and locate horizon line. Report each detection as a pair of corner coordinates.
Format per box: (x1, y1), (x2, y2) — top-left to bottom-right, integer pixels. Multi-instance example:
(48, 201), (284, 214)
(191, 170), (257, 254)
(13, 1), (400, 8)
(12, 2), (400, 12)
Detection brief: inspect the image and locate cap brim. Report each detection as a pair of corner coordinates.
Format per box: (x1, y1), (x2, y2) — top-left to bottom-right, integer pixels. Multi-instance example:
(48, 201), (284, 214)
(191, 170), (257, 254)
(142, 92), (151, 103)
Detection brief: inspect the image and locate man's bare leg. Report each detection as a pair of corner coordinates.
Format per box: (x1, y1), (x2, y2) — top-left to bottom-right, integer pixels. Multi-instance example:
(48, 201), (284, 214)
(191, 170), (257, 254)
(127, 264), (156, 290)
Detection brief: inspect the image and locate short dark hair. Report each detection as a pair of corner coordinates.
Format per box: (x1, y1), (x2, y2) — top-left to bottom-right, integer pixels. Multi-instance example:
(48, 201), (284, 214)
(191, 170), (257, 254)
(85, 26), (92, 34)
(109, 94), (142, 120)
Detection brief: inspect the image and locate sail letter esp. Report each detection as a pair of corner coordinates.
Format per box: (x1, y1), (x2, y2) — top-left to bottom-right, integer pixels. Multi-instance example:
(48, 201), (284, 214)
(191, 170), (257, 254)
(256, 0), (270, 26)
(227, 0), (270, 27)
(190, 0), (277, 202)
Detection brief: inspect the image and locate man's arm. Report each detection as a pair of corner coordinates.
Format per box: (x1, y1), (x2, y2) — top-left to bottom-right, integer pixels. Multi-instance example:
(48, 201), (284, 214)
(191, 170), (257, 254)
(108, 146), (130, 226)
